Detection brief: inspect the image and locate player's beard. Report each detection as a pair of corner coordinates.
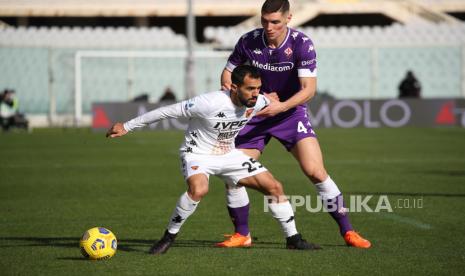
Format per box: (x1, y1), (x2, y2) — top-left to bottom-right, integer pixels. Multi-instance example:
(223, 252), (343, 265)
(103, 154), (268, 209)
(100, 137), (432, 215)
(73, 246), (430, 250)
(239, 94), (257, 108)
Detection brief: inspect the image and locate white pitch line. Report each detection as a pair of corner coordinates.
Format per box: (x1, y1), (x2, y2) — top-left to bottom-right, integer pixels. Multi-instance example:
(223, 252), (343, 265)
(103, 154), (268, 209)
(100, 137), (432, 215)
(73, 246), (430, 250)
(376, 212), (433, 230)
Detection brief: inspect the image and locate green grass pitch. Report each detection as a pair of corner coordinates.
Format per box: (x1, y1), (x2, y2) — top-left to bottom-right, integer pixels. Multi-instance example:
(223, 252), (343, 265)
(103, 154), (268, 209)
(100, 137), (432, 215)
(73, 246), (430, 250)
(1, 127), (464, 275)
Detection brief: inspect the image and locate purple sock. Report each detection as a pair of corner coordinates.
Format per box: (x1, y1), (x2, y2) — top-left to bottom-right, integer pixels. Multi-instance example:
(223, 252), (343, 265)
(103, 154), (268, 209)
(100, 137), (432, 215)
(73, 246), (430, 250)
(227, 204), (250, 236)
(324, 194), (353, 236)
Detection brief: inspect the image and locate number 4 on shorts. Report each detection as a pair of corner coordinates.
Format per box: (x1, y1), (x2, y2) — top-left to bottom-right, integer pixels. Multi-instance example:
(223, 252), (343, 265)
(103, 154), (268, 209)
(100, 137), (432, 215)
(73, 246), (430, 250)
(297, 121), (308, 133)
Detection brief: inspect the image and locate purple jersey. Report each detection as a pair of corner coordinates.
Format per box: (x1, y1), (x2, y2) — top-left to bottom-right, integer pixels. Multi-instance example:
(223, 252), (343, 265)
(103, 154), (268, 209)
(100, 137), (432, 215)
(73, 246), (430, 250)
(226, 28), (317, 105)
(226, 28), (318, 151)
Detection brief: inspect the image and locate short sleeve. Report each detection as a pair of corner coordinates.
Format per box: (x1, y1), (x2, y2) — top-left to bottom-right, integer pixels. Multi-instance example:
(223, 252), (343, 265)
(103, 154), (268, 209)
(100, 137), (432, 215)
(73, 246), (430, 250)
(225, 35), (248, 72)
(295, 34), (317, 78)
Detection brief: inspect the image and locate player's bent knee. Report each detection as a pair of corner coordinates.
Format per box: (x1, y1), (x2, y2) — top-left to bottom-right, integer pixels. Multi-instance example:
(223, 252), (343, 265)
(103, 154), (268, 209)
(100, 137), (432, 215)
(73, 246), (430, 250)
(302, 166), (328, 184)
(266, 180), (285, 198)
(187, 175), (209, 200)
(188, 186), (208, 201)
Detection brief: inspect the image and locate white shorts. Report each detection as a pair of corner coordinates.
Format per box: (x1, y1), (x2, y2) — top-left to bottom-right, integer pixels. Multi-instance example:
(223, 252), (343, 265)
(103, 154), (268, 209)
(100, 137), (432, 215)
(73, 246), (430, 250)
(180, 149), (268, 186)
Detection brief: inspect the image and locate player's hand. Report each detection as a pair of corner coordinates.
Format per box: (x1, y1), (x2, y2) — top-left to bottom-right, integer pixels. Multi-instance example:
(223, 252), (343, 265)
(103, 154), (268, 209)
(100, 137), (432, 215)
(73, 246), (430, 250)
(264, 92), (280, 101)
(256, 95), (287, 117)
(106, 123), (128, 138)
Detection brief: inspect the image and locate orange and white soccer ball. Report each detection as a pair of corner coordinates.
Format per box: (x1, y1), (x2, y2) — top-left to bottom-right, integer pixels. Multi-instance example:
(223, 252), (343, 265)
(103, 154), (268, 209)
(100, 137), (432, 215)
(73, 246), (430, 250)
(79, 227), (117, 260)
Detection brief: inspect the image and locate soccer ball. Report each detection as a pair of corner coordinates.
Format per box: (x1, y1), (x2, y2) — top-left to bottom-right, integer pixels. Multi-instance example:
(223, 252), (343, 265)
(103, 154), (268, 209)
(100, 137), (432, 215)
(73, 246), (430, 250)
(79, 227), (117, 260)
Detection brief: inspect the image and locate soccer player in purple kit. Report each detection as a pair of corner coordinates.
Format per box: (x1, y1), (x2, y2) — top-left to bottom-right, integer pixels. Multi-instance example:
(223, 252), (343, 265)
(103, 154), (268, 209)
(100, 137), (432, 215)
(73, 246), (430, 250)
(216, 0), (371, 249)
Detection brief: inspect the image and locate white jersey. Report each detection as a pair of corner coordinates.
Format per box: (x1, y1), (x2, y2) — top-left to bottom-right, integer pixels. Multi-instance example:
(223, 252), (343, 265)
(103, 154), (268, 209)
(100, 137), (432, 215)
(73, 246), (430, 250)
(123, 90), (269, 155)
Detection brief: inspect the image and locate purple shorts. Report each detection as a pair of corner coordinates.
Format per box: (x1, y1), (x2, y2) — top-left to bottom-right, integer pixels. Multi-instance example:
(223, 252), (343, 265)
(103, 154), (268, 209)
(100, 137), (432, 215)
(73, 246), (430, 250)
(235, 106), (317, 152)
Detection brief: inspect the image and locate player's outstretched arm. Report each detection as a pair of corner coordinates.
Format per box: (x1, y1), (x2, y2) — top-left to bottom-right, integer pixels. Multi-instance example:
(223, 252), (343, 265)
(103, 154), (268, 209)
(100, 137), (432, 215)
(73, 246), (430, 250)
(106, 122), (128, 138)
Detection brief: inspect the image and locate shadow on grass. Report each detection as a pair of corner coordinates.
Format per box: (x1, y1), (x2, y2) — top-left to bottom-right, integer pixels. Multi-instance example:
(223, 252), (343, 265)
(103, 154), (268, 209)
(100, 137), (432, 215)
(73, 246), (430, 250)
(422, 169), (465, 177)
(56, 257), (89, 261)
(0, 237), (280, 252)
(0, 236), (339, 254)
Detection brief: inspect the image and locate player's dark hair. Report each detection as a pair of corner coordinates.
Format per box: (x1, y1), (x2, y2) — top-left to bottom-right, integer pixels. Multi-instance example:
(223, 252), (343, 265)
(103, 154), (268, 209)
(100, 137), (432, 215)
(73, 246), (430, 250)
(261, 0), (290, 14)
(231, 65), (261, 86)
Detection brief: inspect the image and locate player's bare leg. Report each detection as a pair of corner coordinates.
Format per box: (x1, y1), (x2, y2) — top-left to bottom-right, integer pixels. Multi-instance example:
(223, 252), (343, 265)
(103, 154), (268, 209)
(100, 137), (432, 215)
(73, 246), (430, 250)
(291, 137), (371, 248)
(238, 171), (321, 250)
(149, 174), (208, 255)
(240, 148), (261, 160)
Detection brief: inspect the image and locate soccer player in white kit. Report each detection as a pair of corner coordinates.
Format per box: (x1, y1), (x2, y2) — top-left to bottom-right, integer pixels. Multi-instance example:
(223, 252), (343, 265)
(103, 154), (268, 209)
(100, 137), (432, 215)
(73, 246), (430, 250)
(106, 65), (321, 254)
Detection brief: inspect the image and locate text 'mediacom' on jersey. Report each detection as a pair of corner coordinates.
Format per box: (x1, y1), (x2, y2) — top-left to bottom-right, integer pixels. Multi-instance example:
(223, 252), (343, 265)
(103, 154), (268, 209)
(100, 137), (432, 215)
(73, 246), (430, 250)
(251, 60), (294, 72)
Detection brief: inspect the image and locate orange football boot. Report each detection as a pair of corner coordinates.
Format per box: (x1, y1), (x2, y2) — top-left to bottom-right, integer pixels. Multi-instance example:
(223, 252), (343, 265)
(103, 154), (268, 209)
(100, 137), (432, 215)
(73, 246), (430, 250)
(344, 231), (371, 248)
(215, 233), (252, 248)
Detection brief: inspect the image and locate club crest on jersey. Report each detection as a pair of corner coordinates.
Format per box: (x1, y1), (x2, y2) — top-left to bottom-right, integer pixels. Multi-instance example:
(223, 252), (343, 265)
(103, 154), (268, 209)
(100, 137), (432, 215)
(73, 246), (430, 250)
(253, 48), (262, 55)
(284, 47), (293, 57)
(191, 166), (199, 170)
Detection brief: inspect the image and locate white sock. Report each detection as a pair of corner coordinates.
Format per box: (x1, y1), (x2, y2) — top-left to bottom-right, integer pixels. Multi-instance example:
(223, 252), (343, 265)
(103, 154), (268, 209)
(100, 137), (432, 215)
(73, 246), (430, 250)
(267, 201), (298, 238)
(226, 185), (250, 208)
(167, 192), (199, 234)
(315, 176), (341, 200)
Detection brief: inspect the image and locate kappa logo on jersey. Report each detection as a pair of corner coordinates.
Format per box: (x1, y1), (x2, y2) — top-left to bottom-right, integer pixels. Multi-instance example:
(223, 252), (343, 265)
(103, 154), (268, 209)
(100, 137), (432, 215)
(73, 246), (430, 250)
(253, 48), (262, 55)
(284, 47), (293, 57)
(184, 100), (195, 110)
(253, 30), (260, 39)
(213, 120), (248, 130)
(252, 60), (294, 72)
(291, 31), (299, 40)
(308, 44), (314, 52)
(190, 131), (198, 138)
(215, 112), (226, 118)
(302, 37), (309, 43)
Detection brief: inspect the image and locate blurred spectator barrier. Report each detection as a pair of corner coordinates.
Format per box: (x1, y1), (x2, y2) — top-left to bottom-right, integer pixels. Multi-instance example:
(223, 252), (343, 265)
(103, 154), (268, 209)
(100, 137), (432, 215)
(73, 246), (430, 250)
(92, 98), (465, 129)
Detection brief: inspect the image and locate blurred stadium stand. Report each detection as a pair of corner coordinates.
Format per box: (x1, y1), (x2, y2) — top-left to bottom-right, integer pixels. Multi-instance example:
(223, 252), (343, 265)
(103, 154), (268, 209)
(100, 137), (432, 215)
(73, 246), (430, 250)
(0, 0), (464, 126)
